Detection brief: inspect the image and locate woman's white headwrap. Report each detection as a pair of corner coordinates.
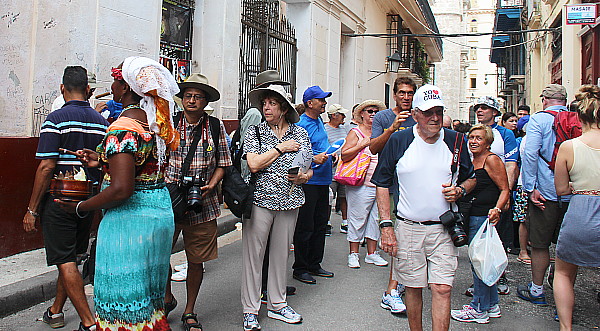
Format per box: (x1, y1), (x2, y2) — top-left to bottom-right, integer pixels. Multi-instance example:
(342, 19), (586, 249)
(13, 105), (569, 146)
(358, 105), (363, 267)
(121, 56), (180, 164)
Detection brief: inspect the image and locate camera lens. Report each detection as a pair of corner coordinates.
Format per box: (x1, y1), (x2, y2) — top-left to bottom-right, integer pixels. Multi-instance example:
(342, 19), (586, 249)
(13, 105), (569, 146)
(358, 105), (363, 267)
(187, 186), (203, 212)
(448, 224), (468, 247)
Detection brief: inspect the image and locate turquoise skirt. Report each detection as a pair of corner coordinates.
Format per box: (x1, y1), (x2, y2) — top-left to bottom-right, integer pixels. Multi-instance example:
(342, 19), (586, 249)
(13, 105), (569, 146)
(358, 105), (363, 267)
(94, 186), (174, 330)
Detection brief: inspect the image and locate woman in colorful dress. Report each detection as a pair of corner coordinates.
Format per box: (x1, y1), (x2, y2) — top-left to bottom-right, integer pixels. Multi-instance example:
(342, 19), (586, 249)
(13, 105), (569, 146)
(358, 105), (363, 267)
(58, 56), (179, 330)
(553, 85), (600, 330)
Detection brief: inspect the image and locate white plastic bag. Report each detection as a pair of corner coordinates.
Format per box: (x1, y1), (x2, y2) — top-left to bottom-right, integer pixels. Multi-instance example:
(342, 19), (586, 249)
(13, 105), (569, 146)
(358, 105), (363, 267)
(468, 219), (508, 286)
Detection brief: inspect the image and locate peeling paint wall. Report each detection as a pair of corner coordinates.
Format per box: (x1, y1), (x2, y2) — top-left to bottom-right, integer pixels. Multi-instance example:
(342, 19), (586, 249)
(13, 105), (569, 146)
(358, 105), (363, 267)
(0, 0), (161, 137)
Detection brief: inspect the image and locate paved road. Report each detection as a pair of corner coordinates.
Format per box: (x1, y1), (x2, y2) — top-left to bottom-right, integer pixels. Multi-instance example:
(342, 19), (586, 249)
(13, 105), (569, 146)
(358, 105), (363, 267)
(1, 213), (598, 330)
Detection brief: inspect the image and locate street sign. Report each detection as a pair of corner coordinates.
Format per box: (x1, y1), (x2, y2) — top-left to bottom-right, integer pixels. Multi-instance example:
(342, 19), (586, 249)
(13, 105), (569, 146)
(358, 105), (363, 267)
(565, 4), (598, 25)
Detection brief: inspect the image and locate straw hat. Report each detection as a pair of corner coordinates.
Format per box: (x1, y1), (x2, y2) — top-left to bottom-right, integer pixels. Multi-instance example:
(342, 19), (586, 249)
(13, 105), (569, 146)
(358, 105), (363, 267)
(353, 99), (386, 122)
(248, 85), (299, 123)
(176, 73), (220, 102)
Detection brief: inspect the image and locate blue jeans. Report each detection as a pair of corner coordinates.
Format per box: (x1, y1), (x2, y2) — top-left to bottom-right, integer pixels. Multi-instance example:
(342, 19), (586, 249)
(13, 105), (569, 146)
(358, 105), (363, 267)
(468, 215), (499, 312)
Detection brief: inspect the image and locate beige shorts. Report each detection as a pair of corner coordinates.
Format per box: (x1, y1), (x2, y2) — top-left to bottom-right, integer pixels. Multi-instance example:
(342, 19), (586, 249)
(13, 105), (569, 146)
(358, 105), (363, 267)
(174, 220), (218, 264)
(392, 220), (458, 288)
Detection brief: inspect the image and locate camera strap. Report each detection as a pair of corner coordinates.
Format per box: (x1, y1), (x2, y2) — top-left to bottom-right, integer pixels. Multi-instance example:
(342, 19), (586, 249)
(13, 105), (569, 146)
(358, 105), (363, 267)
(449, 132), (464, 210)
(450, 132), (464, 186)
(179, 116), (204, 182)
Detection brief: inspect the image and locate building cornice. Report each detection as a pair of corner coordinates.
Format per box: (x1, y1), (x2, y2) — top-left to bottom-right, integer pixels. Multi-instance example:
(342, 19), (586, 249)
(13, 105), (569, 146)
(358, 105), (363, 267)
(311, 0), (366, 26)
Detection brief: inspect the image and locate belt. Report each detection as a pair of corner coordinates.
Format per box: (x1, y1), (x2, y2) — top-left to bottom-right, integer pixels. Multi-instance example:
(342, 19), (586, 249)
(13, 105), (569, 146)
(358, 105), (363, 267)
(397, 215), (442, 226)
(572, 189), (600, 196)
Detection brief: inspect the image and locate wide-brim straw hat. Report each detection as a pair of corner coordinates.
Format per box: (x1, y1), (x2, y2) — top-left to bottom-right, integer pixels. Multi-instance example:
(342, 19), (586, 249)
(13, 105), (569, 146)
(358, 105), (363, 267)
(353, 99), (386, 122)
(256, 70), (290, 88)
(249, 85), (299, 123)
(177, 73), (220, 102)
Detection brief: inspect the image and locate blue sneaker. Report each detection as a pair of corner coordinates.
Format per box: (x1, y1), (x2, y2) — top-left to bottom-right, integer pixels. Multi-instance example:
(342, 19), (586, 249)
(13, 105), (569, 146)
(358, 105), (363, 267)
(381, 289), (406, 314)
(516, 283), (547, 305)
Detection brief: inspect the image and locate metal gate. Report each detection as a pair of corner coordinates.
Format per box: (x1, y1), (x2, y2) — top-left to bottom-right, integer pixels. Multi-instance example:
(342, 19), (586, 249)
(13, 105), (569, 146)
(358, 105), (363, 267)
(238, 0), (297, 119)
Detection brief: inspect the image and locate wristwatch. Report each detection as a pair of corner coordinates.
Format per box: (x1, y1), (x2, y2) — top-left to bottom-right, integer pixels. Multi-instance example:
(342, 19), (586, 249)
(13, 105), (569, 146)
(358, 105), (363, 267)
(379, 220), (393, 229)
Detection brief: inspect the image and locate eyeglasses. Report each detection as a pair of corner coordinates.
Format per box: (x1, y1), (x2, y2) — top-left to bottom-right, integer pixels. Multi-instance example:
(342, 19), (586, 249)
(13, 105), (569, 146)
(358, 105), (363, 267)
(363, 109), (379, 114)
(184, 94), (207, 101)
(397, 91), (415, 97)
(420, 108), (444, 117)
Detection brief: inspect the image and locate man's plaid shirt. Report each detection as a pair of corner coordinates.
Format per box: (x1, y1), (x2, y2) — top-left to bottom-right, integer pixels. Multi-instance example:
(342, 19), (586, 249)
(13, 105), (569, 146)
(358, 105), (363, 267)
(165, 116), (232, 225)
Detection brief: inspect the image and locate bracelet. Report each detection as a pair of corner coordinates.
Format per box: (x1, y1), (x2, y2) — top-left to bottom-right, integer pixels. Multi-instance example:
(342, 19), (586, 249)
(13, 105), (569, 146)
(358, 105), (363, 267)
(379, 220), (393, 228)
(492, 206), (502, 213)
(274, 147), (284, 155)
(457, 185), (466, 197)
(27, 207), (40, 218)
(75, 201), (89, 218)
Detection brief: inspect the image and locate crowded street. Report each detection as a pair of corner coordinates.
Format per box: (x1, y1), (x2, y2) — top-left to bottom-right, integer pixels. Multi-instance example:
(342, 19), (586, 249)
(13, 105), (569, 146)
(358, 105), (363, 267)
(1, 212), (598, 330)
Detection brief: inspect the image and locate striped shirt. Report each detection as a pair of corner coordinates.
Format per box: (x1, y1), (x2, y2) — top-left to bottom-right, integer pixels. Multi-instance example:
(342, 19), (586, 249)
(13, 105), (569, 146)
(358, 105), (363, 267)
(36, 100), (109, 183)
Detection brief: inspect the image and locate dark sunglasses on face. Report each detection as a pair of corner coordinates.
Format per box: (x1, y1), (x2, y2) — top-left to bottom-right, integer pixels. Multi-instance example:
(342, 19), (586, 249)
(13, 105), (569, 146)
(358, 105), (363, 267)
(363, 109), (379, 114)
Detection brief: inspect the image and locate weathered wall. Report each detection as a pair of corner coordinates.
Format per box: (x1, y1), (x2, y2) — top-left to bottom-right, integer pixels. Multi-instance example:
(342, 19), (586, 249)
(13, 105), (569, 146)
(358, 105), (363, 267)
(0, 0), (161, 138)
(0, 0), (161, 258)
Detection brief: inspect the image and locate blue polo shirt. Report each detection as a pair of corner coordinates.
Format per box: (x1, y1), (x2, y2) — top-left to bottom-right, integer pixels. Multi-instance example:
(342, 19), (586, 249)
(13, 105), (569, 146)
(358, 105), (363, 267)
(36, 100), (109, 183)
(297, 113), (333, 185)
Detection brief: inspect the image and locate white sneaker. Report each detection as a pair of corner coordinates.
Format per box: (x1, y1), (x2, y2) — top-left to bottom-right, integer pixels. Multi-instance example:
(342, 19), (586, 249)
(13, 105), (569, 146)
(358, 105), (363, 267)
(488, 304), (501, 318)
(451, 305), (490, 324)
(268, 306), (302, 324)
(174, 262), (188, 272)
(348, 253), (360, 268)
(365, 252), (389, 266)
(381, 289), (406, 314)
(171, 268), (187, 281)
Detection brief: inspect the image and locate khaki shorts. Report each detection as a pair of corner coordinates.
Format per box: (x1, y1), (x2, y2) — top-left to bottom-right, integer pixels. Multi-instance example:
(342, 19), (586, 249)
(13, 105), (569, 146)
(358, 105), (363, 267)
(393, 220), (458, 288)
(175, 220), (218, 264)
(526, 200), (568, 249)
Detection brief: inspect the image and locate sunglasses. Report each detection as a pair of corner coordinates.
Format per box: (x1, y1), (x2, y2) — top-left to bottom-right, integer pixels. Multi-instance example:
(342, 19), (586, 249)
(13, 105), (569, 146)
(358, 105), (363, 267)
(363, 109), (379, 114)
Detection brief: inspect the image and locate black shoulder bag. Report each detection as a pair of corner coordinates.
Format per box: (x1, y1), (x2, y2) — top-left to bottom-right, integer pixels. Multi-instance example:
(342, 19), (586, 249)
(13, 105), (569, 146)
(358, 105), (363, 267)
(222, 125), (260, 219)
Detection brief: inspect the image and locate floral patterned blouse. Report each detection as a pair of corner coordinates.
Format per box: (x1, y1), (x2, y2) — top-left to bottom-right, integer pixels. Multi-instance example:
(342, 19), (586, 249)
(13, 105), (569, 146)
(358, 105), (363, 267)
(96, 117), (165, 190)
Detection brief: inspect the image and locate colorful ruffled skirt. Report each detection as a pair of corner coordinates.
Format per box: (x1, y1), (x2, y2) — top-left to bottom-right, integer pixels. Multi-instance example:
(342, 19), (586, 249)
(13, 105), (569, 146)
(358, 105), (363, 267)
(94, 186), (174, 330)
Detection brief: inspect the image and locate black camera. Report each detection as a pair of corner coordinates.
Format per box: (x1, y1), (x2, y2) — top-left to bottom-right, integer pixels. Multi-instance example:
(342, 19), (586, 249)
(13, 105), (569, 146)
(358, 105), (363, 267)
(181, 174), (205, 213)
(439, 210), (468, 247)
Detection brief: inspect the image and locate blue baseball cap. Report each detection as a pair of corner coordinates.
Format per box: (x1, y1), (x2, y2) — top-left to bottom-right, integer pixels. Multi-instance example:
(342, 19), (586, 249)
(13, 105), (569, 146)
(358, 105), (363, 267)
(517, 115), (530, 131)
(302, 86), (332, 103)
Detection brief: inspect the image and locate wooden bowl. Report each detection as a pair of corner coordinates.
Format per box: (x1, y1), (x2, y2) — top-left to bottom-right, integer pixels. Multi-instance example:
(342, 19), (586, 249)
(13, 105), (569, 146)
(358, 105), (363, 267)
(49, 179), (93, 202)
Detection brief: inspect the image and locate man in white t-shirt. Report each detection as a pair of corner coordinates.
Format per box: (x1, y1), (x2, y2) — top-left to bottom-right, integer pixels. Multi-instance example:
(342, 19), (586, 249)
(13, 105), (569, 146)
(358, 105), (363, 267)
(372, 85), (475, 331)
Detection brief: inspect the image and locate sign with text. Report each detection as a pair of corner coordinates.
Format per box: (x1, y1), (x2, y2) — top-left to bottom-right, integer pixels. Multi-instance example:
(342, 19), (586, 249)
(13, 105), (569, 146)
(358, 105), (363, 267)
(565, 4), (598, 25)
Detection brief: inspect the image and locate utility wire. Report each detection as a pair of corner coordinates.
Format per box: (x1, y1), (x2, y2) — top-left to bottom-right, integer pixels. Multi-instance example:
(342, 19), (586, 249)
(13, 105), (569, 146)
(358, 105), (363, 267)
(342, 27), (559, 39)
(380, 0), (554, 50)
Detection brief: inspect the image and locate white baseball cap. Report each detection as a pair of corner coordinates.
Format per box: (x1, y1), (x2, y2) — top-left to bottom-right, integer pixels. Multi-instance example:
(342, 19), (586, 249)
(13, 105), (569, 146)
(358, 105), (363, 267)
(412, 84), (445, 111)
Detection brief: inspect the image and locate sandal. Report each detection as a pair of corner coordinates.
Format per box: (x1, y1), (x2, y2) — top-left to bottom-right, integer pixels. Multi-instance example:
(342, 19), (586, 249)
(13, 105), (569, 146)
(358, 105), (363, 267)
(164, 296), (177, 318)
(181, 313), (203, 331)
